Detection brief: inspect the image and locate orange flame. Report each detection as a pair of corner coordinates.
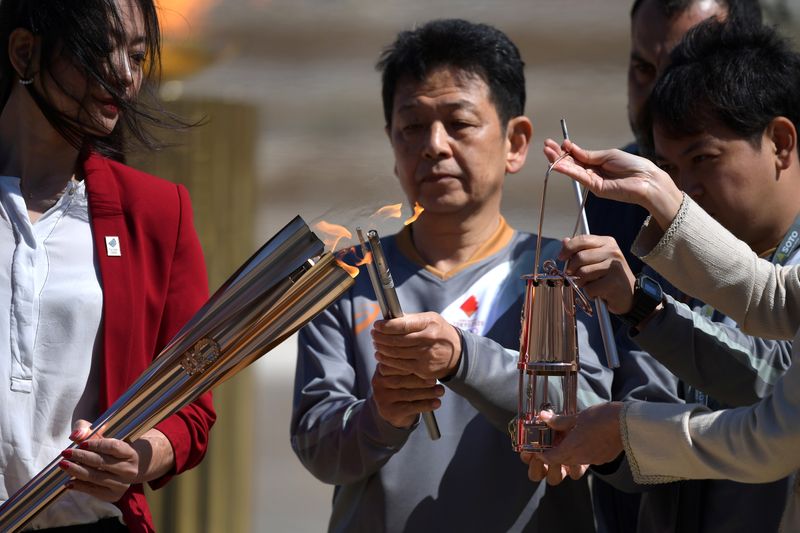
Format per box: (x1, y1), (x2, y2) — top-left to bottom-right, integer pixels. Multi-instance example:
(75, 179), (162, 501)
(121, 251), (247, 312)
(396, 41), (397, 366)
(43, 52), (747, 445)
(356, 251), (373, 266)
(333, 246), (368, 279)
(336, 258), (359, 278)
(332, 245), (372, 279)
(371, 203), (403, 219)
(313, 221), (352, 252)
(404, 202), (425, 225)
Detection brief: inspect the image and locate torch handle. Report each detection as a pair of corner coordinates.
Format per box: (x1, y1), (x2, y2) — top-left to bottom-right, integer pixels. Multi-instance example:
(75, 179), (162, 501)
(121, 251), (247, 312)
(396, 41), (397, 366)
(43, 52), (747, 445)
(366, 230), (442, 440)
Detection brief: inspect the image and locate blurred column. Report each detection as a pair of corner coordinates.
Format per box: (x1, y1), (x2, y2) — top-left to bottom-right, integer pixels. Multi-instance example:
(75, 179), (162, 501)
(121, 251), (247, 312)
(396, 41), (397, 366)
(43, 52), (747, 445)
(130, 97), (258, 533)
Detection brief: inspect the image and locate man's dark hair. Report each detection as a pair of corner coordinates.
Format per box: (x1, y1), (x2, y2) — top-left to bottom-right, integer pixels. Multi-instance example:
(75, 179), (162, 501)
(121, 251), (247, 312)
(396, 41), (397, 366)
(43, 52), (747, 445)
(649, 19), (800, 151)
(630, 0), (762, 26)
(376, 18), (525, 127)
(0, 0), (190, 161)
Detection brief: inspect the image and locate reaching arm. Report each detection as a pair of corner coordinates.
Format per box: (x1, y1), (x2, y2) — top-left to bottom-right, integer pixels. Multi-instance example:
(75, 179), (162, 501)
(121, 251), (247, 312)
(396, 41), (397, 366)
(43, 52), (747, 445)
(545, 138), (800, 339)
(537, 340), (800, 486)
(622, 347), (800, 485)
(635, 294), (793, 406)
(633, 197), (800, 339)
(558, 211), (795, 405)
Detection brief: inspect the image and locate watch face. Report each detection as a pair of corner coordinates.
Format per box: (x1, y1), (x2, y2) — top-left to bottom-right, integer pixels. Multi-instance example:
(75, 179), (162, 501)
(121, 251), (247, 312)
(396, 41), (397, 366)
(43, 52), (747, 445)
(640, 276), (662, 300)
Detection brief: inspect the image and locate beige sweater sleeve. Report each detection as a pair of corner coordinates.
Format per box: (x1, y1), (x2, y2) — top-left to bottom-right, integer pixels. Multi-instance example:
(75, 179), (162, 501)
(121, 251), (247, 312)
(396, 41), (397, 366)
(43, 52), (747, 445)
(621, 195), (800, 485)
(622, 348), (800, 485)
(631, 195), (800, 339)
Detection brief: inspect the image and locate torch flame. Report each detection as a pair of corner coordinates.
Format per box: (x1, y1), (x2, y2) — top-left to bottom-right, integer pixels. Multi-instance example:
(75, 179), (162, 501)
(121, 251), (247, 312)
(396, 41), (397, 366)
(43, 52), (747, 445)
(313, 221), (353, 252)
(356, 251), (373, 266)
(336, 258), (360, 278)
(332, 246), (367, 279)
(371, 203), (403, 220)
(404, 203), (425, 225)
(332, 245), (372, 280)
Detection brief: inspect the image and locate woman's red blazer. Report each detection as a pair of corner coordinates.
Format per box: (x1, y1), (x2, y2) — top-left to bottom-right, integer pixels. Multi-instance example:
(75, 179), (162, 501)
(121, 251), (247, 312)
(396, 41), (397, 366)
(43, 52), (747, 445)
(84, 153), (216, 532)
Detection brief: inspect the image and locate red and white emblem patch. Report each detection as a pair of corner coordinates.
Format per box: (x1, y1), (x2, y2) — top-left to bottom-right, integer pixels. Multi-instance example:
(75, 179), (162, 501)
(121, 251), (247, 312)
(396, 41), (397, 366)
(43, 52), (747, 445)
(460, 295), (479, 317)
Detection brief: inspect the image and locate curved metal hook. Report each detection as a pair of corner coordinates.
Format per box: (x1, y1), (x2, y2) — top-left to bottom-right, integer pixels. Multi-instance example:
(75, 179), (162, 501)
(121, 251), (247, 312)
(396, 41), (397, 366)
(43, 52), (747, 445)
(534, 152), (571, 277)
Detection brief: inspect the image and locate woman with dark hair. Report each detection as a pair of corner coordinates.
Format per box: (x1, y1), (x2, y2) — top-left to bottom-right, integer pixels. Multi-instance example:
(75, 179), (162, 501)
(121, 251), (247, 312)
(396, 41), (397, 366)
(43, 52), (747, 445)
(0, 1), (215, 531)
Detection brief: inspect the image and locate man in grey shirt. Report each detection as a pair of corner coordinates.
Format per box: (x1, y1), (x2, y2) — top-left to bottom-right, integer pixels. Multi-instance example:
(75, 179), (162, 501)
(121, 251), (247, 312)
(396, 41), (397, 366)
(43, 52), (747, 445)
(291, 19), (629, 532)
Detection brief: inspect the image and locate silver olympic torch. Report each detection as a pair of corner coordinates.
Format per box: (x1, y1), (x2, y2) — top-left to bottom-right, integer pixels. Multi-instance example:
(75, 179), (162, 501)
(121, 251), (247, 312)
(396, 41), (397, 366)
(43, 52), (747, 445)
(0, 216), (355, 532)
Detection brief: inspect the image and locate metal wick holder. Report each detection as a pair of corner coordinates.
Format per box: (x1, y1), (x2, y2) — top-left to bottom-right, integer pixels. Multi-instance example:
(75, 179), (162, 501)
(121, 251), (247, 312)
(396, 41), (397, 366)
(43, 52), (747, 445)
(511, 144), (592, 453)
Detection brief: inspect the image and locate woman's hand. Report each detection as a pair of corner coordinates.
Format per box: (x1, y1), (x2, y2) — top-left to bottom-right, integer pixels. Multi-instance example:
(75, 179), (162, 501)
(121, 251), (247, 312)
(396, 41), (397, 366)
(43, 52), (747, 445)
(59, 420), (175, 502)
(543, 139), (683, 232)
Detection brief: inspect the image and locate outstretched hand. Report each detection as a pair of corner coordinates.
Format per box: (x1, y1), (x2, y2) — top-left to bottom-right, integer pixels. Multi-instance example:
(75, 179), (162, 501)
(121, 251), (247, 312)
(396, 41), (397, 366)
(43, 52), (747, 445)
(543, 139), (683, 231)
(520, 411), (588, 486)
(536, 402), (625, 468)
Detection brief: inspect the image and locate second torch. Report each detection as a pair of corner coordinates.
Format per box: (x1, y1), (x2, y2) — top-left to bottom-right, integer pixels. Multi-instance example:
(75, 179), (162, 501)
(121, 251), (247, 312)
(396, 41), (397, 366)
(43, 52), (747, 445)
(357, 228), (442, 440)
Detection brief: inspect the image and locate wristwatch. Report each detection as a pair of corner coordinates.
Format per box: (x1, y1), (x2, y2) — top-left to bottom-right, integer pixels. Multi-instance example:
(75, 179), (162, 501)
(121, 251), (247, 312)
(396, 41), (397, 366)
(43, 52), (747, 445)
(619, 273), (663, 327)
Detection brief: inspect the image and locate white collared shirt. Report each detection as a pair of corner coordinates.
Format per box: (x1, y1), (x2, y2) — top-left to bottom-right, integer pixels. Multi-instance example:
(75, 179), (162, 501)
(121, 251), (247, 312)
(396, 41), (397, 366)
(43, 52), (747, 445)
(0, 177), (122, 528)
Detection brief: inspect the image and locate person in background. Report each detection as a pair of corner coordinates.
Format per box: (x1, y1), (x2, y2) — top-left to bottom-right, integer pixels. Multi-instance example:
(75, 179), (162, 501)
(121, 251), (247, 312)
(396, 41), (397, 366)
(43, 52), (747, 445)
(291, 18), (613, 532)
(583, 2), (772, 532)
(585, 0), (762, 276)
(0, 1), (215, 531)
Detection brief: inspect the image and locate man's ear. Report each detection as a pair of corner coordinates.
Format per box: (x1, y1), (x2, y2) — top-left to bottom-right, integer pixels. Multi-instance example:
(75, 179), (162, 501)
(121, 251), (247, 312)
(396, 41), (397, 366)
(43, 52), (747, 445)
(505, 116), (533, 174)
(8, 28), (38, 81)
(768, 116), (797, 172)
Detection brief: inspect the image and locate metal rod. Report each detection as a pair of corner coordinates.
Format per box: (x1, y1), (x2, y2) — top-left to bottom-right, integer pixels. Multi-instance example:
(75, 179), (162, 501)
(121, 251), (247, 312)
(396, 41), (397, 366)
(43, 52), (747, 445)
(356, 228), (388, 315)
(560, 118), (621, 369)
(366, 231), (403, 318)
(364, 229), (441, 440)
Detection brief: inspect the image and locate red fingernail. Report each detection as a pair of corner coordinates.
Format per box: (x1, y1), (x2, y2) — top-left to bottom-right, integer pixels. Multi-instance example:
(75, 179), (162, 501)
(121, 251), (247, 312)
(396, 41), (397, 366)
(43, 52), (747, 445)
(69, 430), (80, 440)
(61, 449), (73, 459)
(58, 461), (70, 470)
(78, 441), (89, 450)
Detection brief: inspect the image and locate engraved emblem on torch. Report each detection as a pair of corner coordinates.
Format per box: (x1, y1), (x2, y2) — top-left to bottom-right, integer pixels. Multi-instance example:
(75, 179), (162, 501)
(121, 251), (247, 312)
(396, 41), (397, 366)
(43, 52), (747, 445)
(180, 337), (222, 376)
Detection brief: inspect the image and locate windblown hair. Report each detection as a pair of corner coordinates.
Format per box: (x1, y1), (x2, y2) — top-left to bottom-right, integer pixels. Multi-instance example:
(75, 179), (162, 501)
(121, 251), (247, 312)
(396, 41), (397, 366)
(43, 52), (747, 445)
(0, 0), (185, 161)
(630, 0), (762, 25)
(649, 19), (800, 151)
(376, 18), (526, 127)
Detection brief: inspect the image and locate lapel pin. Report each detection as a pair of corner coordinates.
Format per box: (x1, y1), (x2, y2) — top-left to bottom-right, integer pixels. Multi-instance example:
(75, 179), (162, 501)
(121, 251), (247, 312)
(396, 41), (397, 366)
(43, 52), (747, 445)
(105, 236), (122, 257)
